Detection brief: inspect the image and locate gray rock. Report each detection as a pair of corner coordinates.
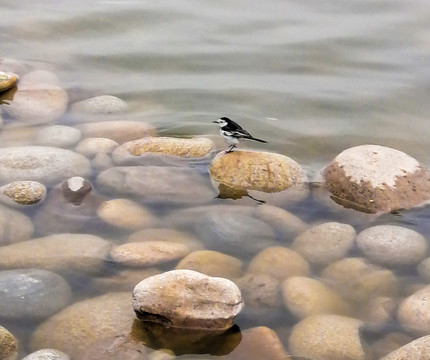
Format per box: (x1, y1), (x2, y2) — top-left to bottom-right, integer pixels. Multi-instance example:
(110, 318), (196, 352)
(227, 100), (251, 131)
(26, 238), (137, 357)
(36, 125), (82, 148)
(0, 269), (71, 321)
(70, 95), (128, 114)
(133, 269), (244, 329)
(0, 204), (33, 245)
(22, 349), (70, 360)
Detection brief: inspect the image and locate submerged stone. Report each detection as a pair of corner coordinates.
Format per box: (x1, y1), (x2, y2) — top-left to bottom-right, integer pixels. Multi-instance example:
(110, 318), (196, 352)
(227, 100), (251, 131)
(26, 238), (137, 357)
(70, 95), (128, 114)
(0, 325), (18, 360)
(0, 180), (46, 206)
(0, 204), (33, 245)
(0, 71), (19, 92)
(381, 335), (430, 360)
(22, 349), (70, 360)
(36, 125), (82, 148)
(397, 285), (430, 335)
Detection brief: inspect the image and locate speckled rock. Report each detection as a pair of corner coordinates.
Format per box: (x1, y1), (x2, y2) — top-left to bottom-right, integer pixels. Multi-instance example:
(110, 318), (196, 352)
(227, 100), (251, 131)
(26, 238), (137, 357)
(97, 199), (158, 230)
(0, 234), (111, 276)
(77, 121), (156, 144)
(397, 285), (430, 334)
(70, 95), (128, 114)
(323, 145), (430, 213)
(75, 137), (119, 157)
(176, 250), (243, 279)
(292, 222), (356, 267)
(112, 137), (215, 166)
(282, 276), (350, 319)
(0, 269), (71, 321)
(235, 273), (282, 309)
(357, 225), (427, 267)
(30, 293), (135, 359)
(132, 269), (244, 329)
(289, 314), (365, 360)
(0, 325), (17, 360)
(111, 241), (189, 267)
(371, 332), (414, 360)
(0, 146), (91, 185)
(381, 335), (430, 360)
(322, 258), (399, 304)
(0, 204), (33, 245)
(0, 180), (46, 207)
(97, 166), (215, 204)
(248, 247), (310, 281)
(2, 70), (68, 124)
(36, 125), (82, 148)
(361, 296), (397, 331)
(22, 349), (70, 360)
(0, 71), (19, 92)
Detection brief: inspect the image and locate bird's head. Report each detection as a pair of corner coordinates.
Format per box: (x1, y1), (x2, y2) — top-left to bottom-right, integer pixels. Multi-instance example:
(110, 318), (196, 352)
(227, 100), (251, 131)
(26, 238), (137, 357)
(213, 117), (231, 127)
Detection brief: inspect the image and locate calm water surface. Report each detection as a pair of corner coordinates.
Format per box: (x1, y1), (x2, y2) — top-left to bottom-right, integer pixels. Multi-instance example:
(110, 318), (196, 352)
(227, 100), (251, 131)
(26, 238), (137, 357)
(1, 0), (430, 358)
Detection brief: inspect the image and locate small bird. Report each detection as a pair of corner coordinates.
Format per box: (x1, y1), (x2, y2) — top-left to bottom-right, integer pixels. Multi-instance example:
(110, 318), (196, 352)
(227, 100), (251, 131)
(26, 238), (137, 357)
(213, 116), (267, 153)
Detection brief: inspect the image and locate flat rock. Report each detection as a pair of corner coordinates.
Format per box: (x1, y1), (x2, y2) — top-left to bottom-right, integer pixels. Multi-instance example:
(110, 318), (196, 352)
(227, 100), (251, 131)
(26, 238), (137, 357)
(22, 349), (70, 360)
(397, 285), (430, 335)
(0, 325), (17, 360)
(323, 145), (430, 213)
(0, 146), (91, 185)
(381, 335), (430, 360)
(36, 125), (82, 148)
(132, 269), (244, 329)
(357, 225), (427, 266)
(0, 180), (46, 207)
(70, 95), (128, 114)
(0, 204), (33, 245)
(0, 71), (19, 92)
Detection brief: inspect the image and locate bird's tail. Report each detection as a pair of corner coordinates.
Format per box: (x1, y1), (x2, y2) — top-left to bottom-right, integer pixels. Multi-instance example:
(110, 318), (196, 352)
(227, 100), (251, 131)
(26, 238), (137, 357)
(245, 136), (267, 143)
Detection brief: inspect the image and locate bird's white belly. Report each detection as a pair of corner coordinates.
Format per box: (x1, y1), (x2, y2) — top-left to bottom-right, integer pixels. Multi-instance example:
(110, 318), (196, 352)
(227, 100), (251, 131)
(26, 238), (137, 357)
(221, 132), (239, 145)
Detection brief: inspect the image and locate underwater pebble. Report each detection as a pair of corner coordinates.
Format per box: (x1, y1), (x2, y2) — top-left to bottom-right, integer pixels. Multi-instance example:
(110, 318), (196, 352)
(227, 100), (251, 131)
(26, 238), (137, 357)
(36, 125), (82, 148)
(0, 180), (46, 207)
(133, 269), (244, 329)
(417, 257), (430, 282)
(70, 95), (128, 114)
(361, 296), (397, 332)
(381, 335), (430, 360)
(0, 325), (18, 360)
(0, 204), (33, 245)
(235, 273), (282, 309)
(397, 285), (430, 335)
(75, 137), (119, 157)
(370, 332), (414, 360)
(22, 349), (70, 360)
(0, 269), (71, 321)
(0, 71), (19, 92)
(80, 335), (148, 360)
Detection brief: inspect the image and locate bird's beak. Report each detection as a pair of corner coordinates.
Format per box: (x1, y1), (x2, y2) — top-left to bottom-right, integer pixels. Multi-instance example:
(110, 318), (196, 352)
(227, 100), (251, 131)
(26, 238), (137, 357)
(212, 121), (219, 123)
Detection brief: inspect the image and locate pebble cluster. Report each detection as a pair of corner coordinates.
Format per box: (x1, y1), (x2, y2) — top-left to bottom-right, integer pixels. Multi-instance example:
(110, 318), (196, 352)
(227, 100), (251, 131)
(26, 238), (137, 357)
(1, 63), (430, 359)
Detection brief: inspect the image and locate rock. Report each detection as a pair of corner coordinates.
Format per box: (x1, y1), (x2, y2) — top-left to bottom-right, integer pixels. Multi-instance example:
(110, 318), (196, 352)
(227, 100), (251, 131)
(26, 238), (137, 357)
(77, 121), (156, 144)
(97, 166), (215, 204)
(75, 137), (119, 157)
(112, 137), (215, 166)
(361, 296), (397, 332)
(0, 71), (19, 92)
(176, 250), (243, 279)
(70, 95), (128, 114)
(209, 150), (308, 204)
(289, 314), (365, 360)
(357, 225), (427, 267)
(0, 269), (71, 321)
(0, 204), (33, 245)
(0, 325), (18, 360)
(321, 257), (399, 304)
(248, 247), (310, 281)
(60, 176), (93, 205)
(282, 276), (350, 319)
(132, 269), (244, 329)
(30, 293), (135, 359)
(235, 273), (282, 309)
(0, 234), (111, 276)
(195, 212), (277, 257)
(2, 70), (68, 124)
(323, 145), (430, 213)
(111, 241), (189, 267)
(381, 335), (430, 360)
(0, 180), (46, 207)
(292, 222), (356, 267)
(417, 257), (430, 282)
(0, 146), (91, 185)
(22, 349), (70, 360)
(97, 199), (158, 230)
(36, 125), (82, 148)
(81, 335), (148, 360)
(397, 285), (430, 334)
(371, 332), (414, 359)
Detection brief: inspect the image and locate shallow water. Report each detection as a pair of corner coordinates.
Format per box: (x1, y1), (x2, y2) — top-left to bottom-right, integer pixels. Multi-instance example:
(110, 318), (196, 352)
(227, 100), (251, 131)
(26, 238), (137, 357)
(1, 0), (430, 358)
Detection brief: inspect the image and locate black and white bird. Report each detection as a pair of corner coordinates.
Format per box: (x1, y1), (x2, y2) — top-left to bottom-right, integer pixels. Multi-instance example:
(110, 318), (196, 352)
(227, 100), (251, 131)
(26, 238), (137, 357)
(213, 116), (267, 153)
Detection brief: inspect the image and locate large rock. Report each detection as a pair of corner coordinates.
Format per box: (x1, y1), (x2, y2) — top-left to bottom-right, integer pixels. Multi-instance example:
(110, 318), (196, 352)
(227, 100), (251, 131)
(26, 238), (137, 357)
(357, 225), (427, 267)
(0, 204), (33, 245)
(323, 145), (430, 213)
(0, 146), (91, 185)
(0, 325), (17, 360)
(397, 285), (430, 335)
(132, 269), (243, 329)
(381, 335), (430, 360)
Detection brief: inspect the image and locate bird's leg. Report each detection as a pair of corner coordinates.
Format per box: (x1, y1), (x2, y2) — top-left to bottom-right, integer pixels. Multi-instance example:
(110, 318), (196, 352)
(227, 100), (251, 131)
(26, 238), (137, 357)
(225, 144), (236, 153)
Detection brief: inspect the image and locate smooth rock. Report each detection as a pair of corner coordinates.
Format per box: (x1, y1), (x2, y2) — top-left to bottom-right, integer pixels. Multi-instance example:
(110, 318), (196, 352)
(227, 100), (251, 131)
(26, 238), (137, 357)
(110, 241), (189, 267)
(132, 269), (244, 329)
(30, 293), (135, 359)
(176, 250), (243, 279)
(371, 332), (414, 360)
(36, 125), (82, 148)
(0, 204), (33, 245)
(22, 349), (70, 360)
(0, 180), (46, 207)
(81, 335), (148, 360)
(0, 325), (17, 360)
(70, 95), (128, 114)
(75, 137), (119, 157)
(323, 145), (430, 213)
(282, 276), (350, 319)
(361, 296), (397, 331)
(248, 247), (310, 281)
(0, 146), (91, 185)
(397, 285), (430, 334)
(292, 222), (356, 267)
(357, 225), (427, 267)
(381, 335), (430, 360)
(417, 257), (430, 282)
(97, 166), (215, 204)
(97, 199), (158, 230)
(0, 71), (19, 92)
(289, 314), (365, 360)
(77, 121), (156, 144)
(0, 269), (71, 321)
(2, 70), (68, 124)
(235, 273), (282, 309)
(0, 234), (111, 276)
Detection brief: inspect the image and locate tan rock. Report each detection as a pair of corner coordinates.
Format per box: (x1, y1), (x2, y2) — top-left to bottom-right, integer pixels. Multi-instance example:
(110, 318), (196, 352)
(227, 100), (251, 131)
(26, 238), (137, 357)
(70, 95), (128, 114)
(235, 273), (282, 309)
(81, 335), (148, 360)
(0, 325), (18, 360)
(36, 125), (82, 148)
(0, 180), (46, 206)
(397, 285), (430, 335)
(0, 71), (19, 92)
(248, 247), (309, 281)
(381, 335), (430, 360)
(361, 296), (397, 332)
(0, 204), (34, 245)
(22, 349), (70, 360)
(371, 332), (414, 359)
(75, 137), (119, 157)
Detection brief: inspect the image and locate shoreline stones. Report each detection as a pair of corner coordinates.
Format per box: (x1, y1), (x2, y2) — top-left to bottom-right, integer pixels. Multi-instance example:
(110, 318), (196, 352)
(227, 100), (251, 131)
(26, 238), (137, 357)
(0, 71), (19, 92)
(132, 269), (244, 330)
(323, 144), (430, 213)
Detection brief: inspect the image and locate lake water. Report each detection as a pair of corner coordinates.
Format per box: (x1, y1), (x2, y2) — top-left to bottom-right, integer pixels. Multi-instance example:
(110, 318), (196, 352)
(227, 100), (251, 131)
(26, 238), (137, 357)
(1, 0), (430, 358)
